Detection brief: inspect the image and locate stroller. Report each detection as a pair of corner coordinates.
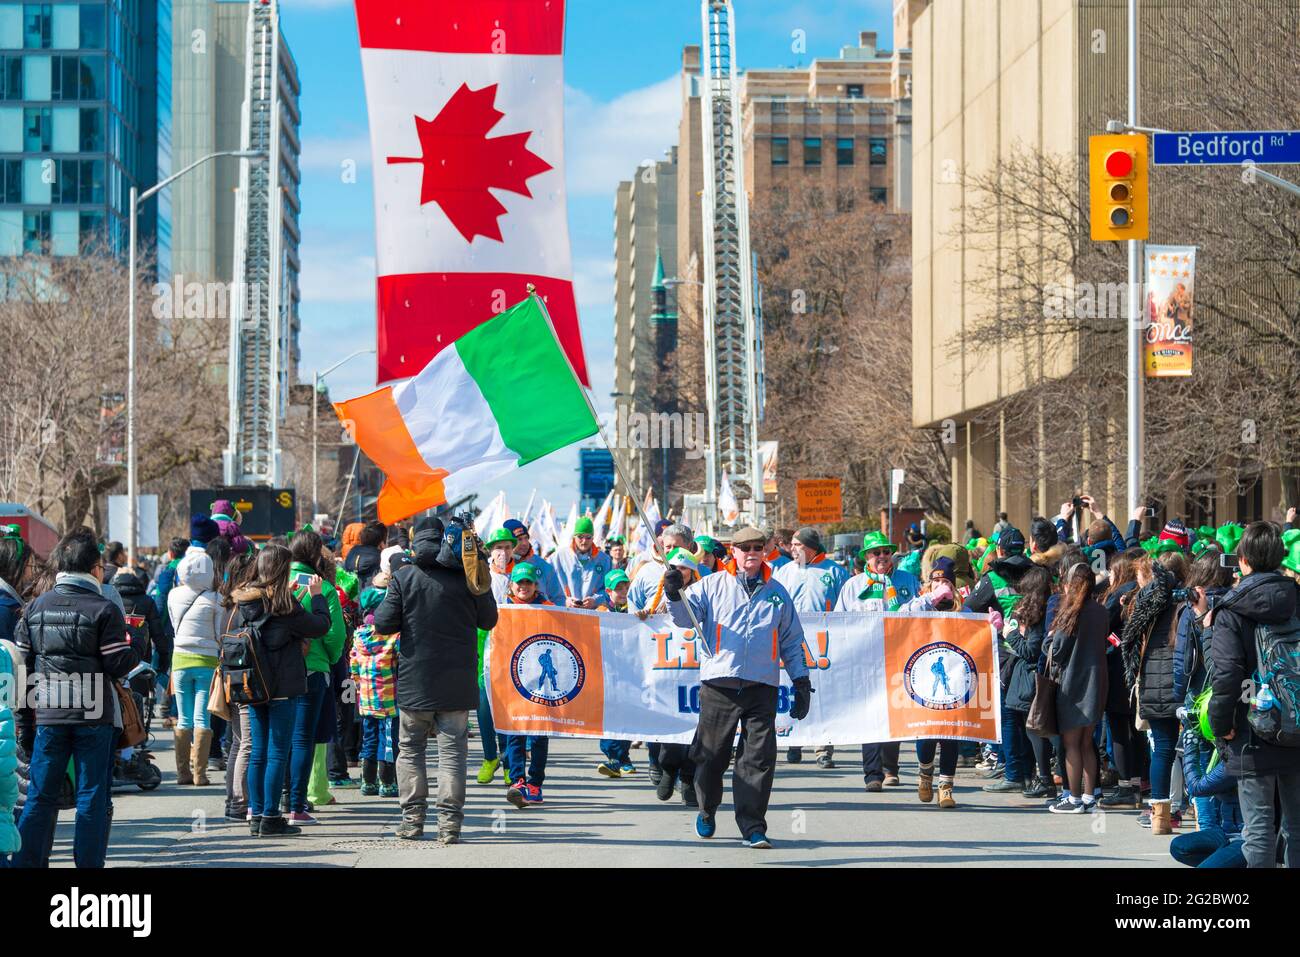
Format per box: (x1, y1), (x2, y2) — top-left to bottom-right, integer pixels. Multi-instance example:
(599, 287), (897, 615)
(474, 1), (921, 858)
(113, 663), (162, 792)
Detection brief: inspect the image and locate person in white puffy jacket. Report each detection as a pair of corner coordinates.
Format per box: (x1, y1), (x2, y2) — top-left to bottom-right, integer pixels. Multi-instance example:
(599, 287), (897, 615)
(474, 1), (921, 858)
(167, 551), (224, 786)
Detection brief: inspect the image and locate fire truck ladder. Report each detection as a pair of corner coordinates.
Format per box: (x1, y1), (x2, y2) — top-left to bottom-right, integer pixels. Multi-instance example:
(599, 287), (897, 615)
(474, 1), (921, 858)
(699, 0), (763, 526)
(225, 0), (284, 487)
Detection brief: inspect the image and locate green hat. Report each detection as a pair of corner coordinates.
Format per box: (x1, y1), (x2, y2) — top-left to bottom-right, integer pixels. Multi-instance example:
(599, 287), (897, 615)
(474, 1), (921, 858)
(1, 524), (24, 563)
(510, 563), (540, 584)
(1140, 536), (1160, 555)
(695, 535), (719, 554)
(604, 569), (630, 590)
(665, 547), (699, 574)
(1281, 529), (1300, 575)
(574, 516), (595, 536)
(1152, 538), (1184, 557)
(606, 534), (626, 546)
(858, 530), (897, 559)
(1215, 523), (1244, 555)
(485, 528), (516, 548)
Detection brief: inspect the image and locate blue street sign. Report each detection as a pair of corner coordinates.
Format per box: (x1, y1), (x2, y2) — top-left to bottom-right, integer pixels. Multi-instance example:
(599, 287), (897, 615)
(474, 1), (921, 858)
(1153, 131), (1300, 166)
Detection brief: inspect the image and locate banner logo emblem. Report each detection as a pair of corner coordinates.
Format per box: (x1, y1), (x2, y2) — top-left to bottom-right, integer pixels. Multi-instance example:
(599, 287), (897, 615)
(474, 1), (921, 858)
(511, 633), (586, 707)
(903, 641), (977, 710)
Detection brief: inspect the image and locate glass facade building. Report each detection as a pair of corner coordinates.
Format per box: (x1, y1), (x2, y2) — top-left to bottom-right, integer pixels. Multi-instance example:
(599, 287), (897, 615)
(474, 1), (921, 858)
(0, 0), (171, 268)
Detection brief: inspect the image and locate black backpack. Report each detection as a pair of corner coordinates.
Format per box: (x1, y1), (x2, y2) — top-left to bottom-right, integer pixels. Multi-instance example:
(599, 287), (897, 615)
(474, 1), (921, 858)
(1248, 616), (1300, 747)
(219, 607), (272, 706)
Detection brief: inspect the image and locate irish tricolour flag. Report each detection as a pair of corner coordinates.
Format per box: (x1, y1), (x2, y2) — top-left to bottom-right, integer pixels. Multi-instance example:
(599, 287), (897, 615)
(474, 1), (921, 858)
(355, 0), (587, 386)
(334, 296), (598, 522)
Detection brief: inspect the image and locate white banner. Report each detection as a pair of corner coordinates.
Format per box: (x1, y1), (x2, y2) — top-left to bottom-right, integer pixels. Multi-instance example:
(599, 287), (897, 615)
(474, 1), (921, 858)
(486, 606), (1002, 746)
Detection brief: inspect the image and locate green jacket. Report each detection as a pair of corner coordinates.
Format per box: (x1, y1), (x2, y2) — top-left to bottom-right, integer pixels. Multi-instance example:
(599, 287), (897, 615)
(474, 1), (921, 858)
(291, 561), (346, 674)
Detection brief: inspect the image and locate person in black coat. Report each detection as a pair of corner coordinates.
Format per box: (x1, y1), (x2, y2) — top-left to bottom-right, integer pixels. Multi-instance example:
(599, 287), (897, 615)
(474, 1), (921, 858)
(108, 568), (168, 699)
(1209, 521), (1300, 868)
(373, 517), (497, 843)
(1044, 555), (1109, 814)
(230, 544), (331, 838)
(1001, 564), (1055, 798)
(344, 521), (387, 593)
(1098, 548), (1145, 808)
(1121, 551), (1188, 831)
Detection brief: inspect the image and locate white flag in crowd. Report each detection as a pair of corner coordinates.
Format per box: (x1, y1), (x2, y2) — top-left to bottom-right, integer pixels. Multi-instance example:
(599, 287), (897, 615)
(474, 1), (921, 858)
(718, 472), (740, 526)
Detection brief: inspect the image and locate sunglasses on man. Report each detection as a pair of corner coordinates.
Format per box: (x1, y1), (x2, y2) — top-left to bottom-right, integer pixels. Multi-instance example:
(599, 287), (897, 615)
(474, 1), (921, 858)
(734, 543), (765, 553)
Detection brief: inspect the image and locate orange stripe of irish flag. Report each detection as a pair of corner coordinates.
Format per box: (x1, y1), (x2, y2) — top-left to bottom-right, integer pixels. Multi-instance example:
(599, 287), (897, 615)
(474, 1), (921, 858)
(334, 388), (449, 523)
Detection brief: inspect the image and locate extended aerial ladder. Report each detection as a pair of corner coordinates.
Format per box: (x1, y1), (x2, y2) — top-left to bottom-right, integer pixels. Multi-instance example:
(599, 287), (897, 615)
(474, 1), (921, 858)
(699, 0), (764, 526)
(224, 0), (284, 487)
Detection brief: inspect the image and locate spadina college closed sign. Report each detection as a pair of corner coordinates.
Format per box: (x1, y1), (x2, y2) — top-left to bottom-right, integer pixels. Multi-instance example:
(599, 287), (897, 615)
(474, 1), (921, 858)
(1144, 245), (1196, 377)
(796, 478), (843, 525)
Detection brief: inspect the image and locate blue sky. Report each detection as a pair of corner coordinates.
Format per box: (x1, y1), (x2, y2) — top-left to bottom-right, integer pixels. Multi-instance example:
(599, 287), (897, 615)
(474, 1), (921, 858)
(281, 0), (892, 518)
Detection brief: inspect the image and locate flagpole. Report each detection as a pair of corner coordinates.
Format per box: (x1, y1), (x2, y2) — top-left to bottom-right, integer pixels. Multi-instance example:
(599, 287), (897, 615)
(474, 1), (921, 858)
(525, 285), (703, 633)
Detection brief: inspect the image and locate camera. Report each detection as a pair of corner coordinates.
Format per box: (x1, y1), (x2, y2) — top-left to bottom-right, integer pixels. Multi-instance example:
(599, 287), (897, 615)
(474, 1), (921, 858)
(1172, 587), (1189, 601)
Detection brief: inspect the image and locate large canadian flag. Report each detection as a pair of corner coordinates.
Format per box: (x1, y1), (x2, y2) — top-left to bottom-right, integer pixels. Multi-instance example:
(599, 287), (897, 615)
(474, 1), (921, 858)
(354, 0), (588, 386)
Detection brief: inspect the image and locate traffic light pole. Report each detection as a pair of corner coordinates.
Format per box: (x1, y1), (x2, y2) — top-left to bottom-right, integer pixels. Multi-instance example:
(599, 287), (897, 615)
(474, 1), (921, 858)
(1125, 0), (1144, 518)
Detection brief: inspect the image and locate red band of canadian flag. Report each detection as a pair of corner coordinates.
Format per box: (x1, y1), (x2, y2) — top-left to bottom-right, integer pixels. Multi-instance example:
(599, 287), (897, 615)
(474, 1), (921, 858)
(376, 272), (585, 386)
(356, 0), (566, 55)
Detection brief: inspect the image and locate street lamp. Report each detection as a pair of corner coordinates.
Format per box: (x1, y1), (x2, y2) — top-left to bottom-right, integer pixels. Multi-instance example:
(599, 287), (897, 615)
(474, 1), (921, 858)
(313, 349), (376, 519)
(126, 149), (267, 566)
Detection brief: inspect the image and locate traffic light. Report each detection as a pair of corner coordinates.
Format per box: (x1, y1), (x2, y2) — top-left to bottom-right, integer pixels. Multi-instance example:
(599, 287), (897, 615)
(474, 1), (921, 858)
(1089, 133), (1149, 241)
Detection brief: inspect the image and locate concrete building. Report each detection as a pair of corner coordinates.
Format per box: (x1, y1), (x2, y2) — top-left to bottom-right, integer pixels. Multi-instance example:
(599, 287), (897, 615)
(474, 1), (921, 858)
(169, 0), (301, 381)
(909, 0), (1297, 536)
(612, 148), (677, 495)
(0, 0), (172, 265)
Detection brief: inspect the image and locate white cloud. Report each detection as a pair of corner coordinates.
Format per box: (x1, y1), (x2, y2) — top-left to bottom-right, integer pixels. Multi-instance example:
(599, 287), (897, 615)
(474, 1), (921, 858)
(299, 135), (373, 174)
(564, 74), (679, 198)
(299, 244), (376, 305)
(571, 254), (615, 312)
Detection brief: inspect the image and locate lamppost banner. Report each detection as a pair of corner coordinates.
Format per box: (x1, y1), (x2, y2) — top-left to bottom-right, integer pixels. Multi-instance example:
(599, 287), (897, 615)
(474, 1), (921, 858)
(1144, 245), (1197, 377)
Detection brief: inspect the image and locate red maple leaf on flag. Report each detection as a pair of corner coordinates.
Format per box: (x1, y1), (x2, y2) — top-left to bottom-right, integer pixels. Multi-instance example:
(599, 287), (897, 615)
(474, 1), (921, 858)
(386, 83), (553, 243)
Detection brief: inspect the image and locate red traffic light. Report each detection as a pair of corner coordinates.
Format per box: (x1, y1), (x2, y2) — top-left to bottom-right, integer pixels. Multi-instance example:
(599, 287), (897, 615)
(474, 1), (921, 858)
(1105, 150), (1134, 178)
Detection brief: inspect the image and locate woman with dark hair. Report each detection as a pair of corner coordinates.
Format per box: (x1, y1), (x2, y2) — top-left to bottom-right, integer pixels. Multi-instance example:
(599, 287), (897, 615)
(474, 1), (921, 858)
(1045, 555), (1109, 813)
(1002, 564), (1057, 799)
(1120, 549), (1188, 833)
(0, 530), (35, 644)
(1173, 545), (1234, 829)
(1099, 547), (1148, 809)
(220, 551), (261, 821)
(285, 530), (347, 824)
(232, 545), (331, 836)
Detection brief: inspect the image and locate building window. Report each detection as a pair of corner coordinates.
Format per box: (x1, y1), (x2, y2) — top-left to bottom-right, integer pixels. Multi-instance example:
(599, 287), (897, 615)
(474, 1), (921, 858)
(23, 208), (50, 252)
(771, 136), (789, 166)
(78, 4), (103, 47)
(0, 55), (20, 99)
(50, 3), (76, 49)
(870, 187), (887, 205)
(869, 136), (887, 166)
(1, 159), (21, 202)
(79, 104), (100, 149)
(23, 105), (49, 150)
(79, 208), (103, 252)
(0, 5), (21, 48)
(52, 156), (76, 201)
(24, 4), (51, 49)
(837, 137), (854, 166)
(771, 96), (787, 114)
(804, 136), (822, 167)
(846, 83), (864, 99)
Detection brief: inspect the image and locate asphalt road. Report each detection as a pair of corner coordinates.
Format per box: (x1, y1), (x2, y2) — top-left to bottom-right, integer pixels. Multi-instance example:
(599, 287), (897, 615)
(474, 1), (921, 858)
(47, 727), (1180, 868)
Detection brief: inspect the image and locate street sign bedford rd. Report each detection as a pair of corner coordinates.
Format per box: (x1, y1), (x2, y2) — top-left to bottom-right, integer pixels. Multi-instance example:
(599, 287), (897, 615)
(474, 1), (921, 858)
(1152, 131), (1300, 166)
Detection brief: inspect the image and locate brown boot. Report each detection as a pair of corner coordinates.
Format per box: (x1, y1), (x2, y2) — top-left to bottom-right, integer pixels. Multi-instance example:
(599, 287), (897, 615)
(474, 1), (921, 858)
(192, 729), (213, 786)
(917, 763), (934, 804)
(173, 728), (194, 786)
(1151, 800), (1172, 835)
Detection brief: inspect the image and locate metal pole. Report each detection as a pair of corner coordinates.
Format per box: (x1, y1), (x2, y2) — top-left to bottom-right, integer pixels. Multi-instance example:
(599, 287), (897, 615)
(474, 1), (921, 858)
(127, 186), (138, 567)
(1126, 0), (1143, 517)
(311, 370), (319, 517)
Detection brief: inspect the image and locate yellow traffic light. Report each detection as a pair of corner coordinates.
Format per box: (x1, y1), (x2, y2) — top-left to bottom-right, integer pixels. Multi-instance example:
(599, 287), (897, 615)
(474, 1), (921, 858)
(1090, 133), (1149, 241)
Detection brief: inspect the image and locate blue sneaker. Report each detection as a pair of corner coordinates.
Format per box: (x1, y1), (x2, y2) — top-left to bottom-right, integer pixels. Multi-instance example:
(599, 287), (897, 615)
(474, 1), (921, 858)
(745, 831), (773, 849)
(619, 762), (637, 775)
(695, 813), (716, 839)
(522, 783), (545, 805)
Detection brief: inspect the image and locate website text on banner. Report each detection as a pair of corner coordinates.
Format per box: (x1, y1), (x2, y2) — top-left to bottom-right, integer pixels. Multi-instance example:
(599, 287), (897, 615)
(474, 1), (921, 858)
(486, 607), (1001, 746)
